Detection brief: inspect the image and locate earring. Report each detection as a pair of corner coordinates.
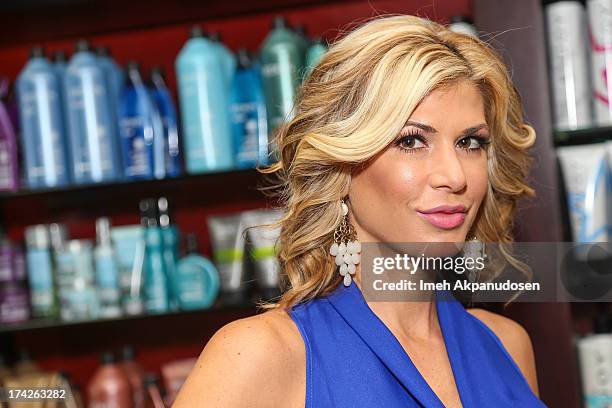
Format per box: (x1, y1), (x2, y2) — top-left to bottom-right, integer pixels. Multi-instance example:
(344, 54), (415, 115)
(461, 235), (486, 283)
(329, 199), (361, 287)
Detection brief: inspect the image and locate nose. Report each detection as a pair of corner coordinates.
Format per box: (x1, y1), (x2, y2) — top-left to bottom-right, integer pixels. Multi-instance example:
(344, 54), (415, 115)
(428, 141), (467, 193)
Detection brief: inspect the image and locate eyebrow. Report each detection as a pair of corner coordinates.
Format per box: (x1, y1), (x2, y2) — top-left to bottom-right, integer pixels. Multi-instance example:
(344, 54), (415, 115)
(404, 121), (489, 135)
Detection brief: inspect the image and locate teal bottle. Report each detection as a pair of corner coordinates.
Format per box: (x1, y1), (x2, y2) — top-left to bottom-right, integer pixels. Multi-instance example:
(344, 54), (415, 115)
(260, 16), (304, 137)
(157, 197), (180, 311)
(175, 234), (220, 310)
(139, 198), (169, 314)
(175, 26), (234, 173)
(304, 38), (328, 79)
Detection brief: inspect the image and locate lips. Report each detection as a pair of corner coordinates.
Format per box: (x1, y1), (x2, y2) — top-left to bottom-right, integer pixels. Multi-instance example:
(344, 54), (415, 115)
(417, 205), (467, 230)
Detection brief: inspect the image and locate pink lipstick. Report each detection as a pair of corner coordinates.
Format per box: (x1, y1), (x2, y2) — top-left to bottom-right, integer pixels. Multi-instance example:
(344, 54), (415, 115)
(417, 205), (467, 230)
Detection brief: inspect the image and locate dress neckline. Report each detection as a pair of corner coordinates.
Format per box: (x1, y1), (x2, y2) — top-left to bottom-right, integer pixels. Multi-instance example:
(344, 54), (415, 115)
(326, 280), (473, 407)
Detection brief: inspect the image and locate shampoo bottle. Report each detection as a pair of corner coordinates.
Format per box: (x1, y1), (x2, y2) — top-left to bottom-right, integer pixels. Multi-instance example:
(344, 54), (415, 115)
(229, 49), (269, 168)
(175, 233), (220, 310)
(64, 40), (122, 184)
(150, 67), (182, 177)
(140, 198), (170, 314)
(88, 351), (134, 408)
(157, 197), (180, 311)
(24, 224), (57, 317)
(119, 62), (165, 180)
(260, 16), (304, 135)
(175, 26), (234, 173)
(95, 217), (122, 318)
(16, 46), (71, 188)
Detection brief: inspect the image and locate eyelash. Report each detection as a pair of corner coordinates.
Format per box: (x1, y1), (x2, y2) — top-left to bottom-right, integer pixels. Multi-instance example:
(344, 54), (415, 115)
(394, 131), (491, 155)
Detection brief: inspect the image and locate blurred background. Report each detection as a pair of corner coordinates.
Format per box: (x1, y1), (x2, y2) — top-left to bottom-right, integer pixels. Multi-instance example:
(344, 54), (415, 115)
(0, 0), (610, 407)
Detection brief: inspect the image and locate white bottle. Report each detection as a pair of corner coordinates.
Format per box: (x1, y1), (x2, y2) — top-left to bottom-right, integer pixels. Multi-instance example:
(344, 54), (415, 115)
(577, 315), (612, 407)
(587, 0), (612, 126)
(545, 1), (594, 130)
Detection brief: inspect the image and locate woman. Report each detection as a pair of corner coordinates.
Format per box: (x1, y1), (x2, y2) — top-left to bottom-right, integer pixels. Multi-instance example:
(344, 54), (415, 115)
(174, 14), (546, 407)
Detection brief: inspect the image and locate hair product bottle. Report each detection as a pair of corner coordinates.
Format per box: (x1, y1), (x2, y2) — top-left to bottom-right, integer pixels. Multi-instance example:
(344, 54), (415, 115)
(16, 46), (71, 188)
(64, 39), (122, 184)
(175, 26), (234, 173)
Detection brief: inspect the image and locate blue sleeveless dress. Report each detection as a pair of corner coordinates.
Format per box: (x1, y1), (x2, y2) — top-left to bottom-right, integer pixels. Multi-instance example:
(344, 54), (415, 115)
(289, 280), (548, 407)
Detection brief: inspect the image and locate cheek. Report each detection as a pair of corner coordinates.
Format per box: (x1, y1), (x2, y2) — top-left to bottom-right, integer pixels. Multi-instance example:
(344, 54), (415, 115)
(465, 159), (489, 203)
(354, 153), (423, 204)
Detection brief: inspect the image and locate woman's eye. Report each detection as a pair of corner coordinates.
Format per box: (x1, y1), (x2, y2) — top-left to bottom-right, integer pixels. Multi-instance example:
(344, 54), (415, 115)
(458, 136), (487, 150)
(397, 135), (426, 151)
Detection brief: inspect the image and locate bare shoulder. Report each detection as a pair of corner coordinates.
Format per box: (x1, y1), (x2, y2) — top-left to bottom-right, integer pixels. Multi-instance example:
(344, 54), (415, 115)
(466, 308), (539, 397)
(172, 308), (305, 408)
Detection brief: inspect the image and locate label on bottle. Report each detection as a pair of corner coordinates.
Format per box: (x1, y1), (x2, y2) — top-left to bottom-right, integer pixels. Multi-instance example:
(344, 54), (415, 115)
(119, 116), (153, 178)
(231, 101), (260, 166)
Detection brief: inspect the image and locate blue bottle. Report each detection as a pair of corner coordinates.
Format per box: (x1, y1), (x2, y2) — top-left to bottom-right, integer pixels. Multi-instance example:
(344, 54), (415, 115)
(175, 26), (234, 173)
(209, 32), (237, 88)
(139, 198), (170, 314)
(119, 62), (165, 180)
(64, 40), (122, 184)
(16, 46), (71, 189)
(150, 67), (182, 177)
(229, 49), (269, 168)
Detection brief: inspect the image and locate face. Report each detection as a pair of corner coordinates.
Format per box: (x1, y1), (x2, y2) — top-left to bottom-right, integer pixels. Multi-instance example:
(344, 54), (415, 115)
(348, 80), (490, 246)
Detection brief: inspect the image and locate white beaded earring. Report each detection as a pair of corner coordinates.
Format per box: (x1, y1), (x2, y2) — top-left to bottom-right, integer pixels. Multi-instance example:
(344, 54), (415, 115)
(461, 235), (487, 283)
(329, 199), (361, 286)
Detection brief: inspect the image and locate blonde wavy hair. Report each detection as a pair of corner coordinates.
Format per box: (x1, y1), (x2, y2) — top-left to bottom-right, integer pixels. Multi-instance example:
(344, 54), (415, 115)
(258, 14), (536, 311)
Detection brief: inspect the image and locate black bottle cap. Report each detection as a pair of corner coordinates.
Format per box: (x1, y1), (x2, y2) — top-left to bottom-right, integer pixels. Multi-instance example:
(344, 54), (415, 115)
(139, 198), (159, 227)
(127, 60), (140, 72)
(190, 25), (207, 39)
(29, 46), (45, 59)
(594, 314), (612, 334)
(53, 50), (67, 63)
(237, 48), (252, 69)
(450, 15), (474, 25)
(209, 32), (222, 43)
(185, 233), (199, 255)
(150, 65), (164, 78)
(75, 39), (90, 53)
(122, 345), (136, 361)
(96, 46), (110, 57)
(272, 15), (287, 29)
(100, 351), (115, 365)
(294, 24), (306, 36)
